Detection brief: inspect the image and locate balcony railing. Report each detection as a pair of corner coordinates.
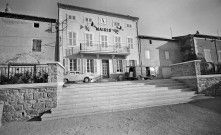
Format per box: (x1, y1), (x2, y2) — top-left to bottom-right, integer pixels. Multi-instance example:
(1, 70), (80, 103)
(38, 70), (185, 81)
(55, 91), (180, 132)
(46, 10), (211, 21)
(80, 43), (130, 54)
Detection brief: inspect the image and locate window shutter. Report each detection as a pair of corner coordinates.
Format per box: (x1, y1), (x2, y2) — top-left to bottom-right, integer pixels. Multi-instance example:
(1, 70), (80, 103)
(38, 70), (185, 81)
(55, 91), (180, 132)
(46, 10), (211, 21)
(94, 59), (97, 74)
(77, 58), (81, 72)
(134, 60), (137, 66)
(113, 59), (117, 73)
(122, 60), (126, 72)
(83, 59), (87, 73)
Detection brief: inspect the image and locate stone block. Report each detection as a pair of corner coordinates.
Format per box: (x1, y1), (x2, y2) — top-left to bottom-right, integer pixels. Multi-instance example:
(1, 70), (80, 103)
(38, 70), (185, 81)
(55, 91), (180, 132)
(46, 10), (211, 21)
(33, 102), (45, 109)
(23, 103), (32, 110)
(27, 109), (38, 116)
(45, 101), (54, 108)
(2, 113), (12, 122)
(47, 92), (57, 98)
(43, 93), (47, 98)
(0, 94), (8, 102)
(3, 104), (15, 113)
(39, 88), (46, 92)
(25, 89), (34, 93)
(24, 93), (33, 100)
(33, 92), (44, 100)
(14, 105), (23, 111)
(18, 89), (26, 93)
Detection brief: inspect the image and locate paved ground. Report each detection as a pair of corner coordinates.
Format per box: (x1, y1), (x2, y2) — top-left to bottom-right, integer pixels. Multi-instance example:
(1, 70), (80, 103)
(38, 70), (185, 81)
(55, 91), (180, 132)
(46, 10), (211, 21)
(0, 97), (221, 135)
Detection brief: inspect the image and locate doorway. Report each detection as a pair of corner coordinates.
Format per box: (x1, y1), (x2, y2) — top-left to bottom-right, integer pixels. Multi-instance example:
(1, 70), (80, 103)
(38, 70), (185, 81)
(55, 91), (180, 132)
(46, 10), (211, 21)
(102, 60), (109, 78)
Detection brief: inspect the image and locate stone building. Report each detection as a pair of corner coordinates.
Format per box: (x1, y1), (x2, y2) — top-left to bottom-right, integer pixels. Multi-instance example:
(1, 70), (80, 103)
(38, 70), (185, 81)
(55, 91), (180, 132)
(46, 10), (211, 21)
(0, 11), (58, 64)
(58, 3), (139, 80)
(173, 34), (221, 64)
(138, 35), (182, 78)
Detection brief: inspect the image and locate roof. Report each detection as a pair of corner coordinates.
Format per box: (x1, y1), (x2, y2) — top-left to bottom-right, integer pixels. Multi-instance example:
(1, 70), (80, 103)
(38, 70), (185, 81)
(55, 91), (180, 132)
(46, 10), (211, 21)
(0, 12), (56, 23)
(138, 35), (178, 42)
(173, 34), (221, 40)
(57, 3), (139, 21)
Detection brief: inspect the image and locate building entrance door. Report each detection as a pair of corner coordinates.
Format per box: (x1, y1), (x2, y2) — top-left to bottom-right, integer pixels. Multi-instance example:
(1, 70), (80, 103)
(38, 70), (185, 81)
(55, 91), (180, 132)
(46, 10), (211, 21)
(102, 60), (109, 78)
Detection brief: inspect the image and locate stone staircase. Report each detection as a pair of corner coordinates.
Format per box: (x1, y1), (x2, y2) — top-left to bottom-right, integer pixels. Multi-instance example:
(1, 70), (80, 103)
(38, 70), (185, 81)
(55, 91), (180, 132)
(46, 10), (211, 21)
(41, 79), (211, 121)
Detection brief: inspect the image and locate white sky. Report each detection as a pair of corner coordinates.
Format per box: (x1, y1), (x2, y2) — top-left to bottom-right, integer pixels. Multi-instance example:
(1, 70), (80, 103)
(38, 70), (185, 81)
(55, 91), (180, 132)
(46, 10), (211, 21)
(0, 0), (221, 38)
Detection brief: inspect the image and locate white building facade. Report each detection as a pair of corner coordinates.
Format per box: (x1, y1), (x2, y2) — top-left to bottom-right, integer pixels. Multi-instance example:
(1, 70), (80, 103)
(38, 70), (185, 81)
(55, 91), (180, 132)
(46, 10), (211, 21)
(58, 3), (139, 80)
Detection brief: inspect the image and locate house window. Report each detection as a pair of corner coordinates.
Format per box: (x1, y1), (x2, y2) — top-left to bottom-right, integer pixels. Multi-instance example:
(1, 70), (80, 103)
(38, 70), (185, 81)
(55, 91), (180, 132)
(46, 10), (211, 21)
(149, 40), (152, 44)
(204, 49), (212, 62)
(100, 34), (108, 48)
(114, 36), (121, 48)
(99, 17), (107, 25)
(126, 23), (133, 29)
(129, 60), (135, 66)
(117, 60), (123, 72)
(218, 51), (221, 62)
(113, 21), (120, 26)
(34, 23), (39, 28)
(68, 31), (77, 46)
(85, 33), (93, 46)
(70, 59), (77, 71)
(32, 39), (41, 52)
(145, 50), (150, 59)
(87, 59), (94, 73)
(85, 17), (93, 24)
(165, 51), (170, 60)
(68, 15), (76, 21)
(127, 38), (134, 49)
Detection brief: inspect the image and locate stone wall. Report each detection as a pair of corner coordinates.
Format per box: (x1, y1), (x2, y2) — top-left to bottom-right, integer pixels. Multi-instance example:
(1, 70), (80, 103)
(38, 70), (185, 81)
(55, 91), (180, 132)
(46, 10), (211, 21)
(171, 60), (201, 77)
(174, 77), (198, 92)
(0, 83), (58, 123)
(47, 62), (65, 84)
(197, 75), (221, 96)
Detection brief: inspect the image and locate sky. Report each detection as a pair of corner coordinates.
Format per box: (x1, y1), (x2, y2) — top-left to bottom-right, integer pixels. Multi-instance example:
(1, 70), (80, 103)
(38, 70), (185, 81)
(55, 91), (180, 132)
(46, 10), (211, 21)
(0, 0), (221, 38)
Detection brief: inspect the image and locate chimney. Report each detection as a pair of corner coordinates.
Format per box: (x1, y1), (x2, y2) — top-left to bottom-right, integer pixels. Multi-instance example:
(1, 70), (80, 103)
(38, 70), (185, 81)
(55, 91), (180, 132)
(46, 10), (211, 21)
(5, 3), (11, 13)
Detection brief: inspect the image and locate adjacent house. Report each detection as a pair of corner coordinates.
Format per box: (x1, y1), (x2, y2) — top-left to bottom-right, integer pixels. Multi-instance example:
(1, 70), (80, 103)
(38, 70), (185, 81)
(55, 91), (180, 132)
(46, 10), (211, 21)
(173, 34), (221, 64)
(138, 35), (182, 78)
(58, 3), (139, 80)
(0, 11), (58, 64)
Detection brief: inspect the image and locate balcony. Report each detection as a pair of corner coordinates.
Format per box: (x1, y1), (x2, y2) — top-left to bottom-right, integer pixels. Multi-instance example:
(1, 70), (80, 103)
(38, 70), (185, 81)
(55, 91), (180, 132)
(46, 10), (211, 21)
(79, 43), (130, 55)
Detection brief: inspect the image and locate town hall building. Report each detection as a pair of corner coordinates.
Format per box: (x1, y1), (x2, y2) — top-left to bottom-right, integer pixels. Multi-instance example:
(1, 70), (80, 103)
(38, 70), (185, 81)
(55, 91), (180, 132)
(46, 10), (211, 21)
(58, 3), (139, 80)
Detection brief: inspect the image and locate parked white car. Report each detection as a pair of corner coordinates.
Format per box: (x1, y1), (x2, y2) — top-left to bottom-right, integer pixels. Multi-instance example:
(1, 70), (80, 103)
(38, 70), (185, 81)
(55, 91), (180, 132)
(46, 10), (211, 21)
(64, 71), (95, 83)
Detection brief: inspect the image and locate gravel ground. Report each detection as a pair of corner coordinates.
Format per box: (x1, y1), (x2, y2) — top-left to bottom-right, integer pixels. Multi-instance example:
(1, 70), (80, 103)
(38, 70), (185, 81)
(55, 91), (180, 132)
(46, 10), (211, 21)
(1, 97), (221, 135)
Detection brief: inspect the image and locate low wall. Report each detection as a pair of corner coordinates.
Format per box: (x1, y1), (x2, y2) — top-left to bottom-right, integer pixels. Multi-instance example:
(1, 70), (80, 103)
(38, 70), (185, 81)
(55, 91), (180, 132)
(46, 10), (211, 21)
(0, 83), (58, 123)
(171, 60), (221, 96)
(171, 60), (201, 77)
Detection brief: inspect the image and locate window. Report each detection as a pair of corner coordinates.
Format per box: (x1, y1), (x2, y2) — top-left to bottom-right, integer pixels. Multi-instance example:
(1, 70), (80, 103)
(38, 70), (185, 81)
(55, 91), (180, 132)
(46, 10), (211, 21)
(204, 49), (212, 62)
(32, 39), (41, 52)
(85, 33), (93, 46)
(127, 38), (134, 49)
(126, 23), (133, 29)
(87, 59), (94, 73)
(218, 51), (221, 62)
(145, 50), (150, 59)
(113, 21), (120, 26)
(99, 17), (107, 25)
(68, 15), (76, 21)
(68, 31), (77, 46)
(165, 51), (170, 60)
(100, 34), (108, 48)
(117, 60), (123, 72)
(85, 17), (93, 24)
(149, 40), (152, 44)
(114, 36), (121, 48)
(34, 23), (39, 28)
(129, 60), (135, 66)
(70, 59), (77, 71)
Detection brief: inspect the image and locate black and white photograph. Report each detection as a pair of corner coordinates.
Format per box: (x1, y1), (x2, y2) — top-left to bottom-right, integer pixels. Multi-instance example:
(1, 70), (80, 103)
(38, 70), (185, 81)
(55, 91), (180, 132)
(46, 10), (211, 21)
(0, 0), (221, 134)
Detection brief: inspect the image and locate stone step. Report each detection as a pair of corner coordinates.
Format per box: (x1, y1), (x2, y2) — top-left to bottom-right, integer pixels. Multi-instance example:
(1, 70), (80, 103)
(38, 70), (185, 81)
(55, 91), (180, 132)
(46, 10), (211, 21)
(57, 91), (196, 107)
(42, 94), (209, 121)
(58, 88), (192, 100)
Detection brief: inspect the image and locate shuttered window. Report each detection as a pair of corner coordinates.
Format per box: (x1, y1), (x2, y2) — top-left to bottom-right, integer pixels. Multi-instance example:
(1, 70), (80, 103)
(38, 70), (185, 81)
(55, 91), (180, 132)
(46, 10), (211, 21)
(100, 34), (108, 48)
(114, 36), (121, 48)
(165, 51), (170, 60)
(127, 38), (134, 49)
(85, 33), (93, 47)
(68, 31), (77, 46)
(70, 59), (77, 71)
(87, 59), (94, 73)
(32, 39), (41, 52)
(145, 50), (150, 59)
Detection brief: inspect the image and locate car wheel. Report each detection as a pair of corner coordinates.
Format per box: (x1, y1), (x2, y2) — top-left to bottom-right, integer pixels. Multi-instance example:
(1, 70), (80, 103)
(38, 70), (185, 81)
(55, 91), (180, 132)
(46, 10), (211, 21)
(84, 77), (90, 83)
(64, 79), (69, 83)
